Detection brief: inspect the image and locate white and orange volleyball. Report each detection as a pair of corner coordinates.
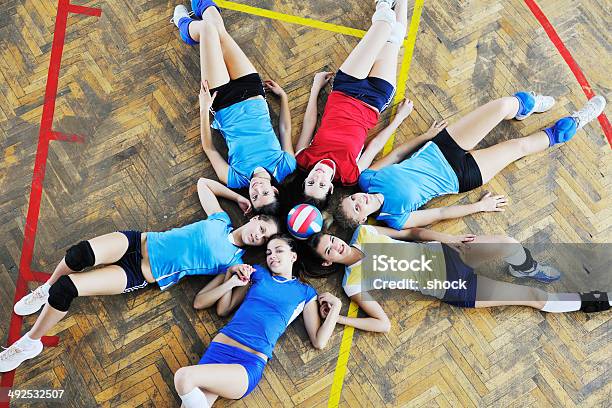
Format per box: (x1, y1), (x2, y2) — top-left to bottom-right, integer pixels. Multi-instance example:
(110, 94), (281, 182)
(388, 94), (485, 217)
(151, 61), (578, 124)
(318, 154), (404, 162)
(286, 204), (323, 240)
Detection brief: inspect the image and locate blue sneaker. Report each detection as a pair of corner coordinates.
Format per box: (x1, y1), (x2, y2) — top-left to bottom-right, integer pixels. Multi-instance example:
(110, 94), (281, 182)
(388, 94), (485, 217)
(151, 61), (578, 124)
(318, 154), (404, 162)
(191, 0), (220, 19)
(509, 262), (560, 283)
(514, 91), (555, 120)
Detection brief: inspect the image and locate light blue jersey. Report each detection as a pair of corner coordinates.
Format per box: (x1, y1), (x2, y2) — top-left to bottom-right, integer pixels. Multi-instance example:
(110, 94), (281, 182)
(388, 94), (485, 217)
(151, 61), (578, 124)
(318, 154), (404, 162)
(359, 141), (459, 229)
(220, 265), (317, 359)
(212, 98), (296, 189)
(147, 212), (244, 290)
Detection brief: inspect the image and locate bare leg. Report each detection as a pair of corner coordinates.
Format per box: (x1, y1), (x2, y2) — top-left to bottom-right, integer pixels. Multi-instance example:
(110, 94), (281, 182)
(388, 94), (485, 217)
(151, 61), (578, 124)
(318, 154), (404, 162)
(47, 232), (129, 285)
(193, 274), (226, 309)
(189, 9), (257, 82)
(28, 265), (128, 339)
(193, 20), (231, 88)
(470, 131), (550, 184)
(340, 21), (393, 79)
(368, 0), (408, 85)
(446, 97), (520, 150)
(459, 235), (522, 267)
(174, 364), (249, 400)
(474, 275), (547, 309)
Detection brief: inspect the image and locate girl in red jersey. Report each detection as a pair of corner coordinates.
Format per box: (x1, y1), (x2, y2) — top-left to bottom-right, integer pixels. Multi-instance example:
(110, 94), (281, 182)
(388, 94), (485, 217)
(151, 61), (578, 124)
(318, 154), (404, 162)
(293, 0), (428, 209)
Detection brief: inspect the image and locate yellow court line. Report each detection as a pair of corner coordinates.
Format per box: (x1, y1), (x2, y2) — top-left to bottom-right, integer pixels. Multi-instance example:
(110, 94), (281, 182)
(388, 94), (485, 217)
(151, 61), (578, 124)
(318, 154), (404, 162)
(382, 0), (425, 156)
(328, 2), (425, 407)
(217, 0), (366, 38)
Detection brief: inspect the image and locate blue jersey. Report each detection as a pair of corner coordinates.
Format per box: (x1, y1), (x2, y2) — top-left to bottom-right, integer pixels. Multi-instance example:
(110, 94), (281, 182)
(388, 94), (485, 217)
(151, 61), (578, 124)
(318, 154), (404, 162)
(359, 141), (459, 229)
(220, 265), (317, 359)
(212, 98), (297, 189)
(147, 212), (244, 290)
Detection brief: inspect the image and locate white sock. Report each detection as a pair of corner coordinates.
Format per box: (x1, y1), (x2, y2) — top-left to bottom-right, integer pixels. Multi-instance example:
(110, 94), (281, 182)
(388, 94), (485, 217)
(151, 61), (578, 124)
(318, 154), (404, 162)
(541, 293), (581, 313)
(20, 332), (42, 349)
(179, 388), (209, 408)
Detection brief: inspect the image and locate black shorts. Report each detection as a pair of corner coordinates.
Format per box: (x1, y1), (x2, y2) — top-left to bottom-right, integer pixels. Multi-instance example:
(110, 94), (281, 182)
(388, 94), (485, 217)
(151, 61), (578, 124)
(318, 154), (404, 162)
(432, 129), (483, 193)
(115, 230), (148, 293)
(210, 73), (266, 113)
(441, 245), (478, 308)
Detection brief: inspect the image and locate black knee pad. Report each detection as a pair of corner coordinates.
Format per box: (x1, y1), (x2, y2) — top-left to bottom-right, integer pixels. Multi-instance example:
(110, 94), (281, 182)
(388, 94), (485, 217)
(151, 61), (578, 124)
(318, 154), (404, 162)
(65, 240), (95, 271)
(48, 275), (79, 312)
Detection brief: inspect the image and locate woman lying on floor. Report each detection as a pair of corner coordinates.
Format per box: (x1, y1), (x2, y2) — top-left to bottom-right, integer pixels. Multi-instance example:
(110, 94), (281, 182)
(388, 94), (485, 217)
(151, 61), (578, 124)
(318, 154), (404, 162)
(0, 178), (280, 373)
(306, 225), (610, 333)
(173, 234), (341, 407)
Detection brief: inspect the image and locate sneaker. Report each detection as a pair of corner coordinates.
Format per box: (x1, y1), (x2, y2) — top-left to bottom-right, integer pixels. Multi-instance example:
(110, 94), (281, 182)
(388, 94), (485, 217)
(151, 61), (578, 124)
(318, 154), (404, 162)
(0, 336), (43, 373)
(14, 283), (50, 316)
(509, 262), (560, 283)
(515, 91), (555, 120)
(376, 0), (396, 8)
(170, 5), (193, 27)
(571, 95), (606, 130)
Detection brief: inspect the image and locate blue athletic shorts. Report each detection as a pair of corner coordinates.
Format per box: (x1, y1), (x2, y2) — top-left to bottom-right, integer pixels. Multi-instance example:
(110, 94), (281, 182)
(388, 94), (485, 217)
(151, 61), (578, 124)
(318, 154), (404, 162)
(115, 230), (149, 293)
(332, 69), (395, 112)
(441, 244), (478, 308)
(198, 342), (267, 398)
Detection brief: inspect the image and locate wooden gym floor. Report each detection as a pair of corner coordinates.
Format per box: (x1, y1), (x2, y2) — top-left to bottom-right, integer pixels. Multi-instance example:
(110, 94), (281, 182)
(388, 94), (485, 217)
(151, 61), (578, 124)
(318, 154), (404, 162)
(0, 0), (610, 407)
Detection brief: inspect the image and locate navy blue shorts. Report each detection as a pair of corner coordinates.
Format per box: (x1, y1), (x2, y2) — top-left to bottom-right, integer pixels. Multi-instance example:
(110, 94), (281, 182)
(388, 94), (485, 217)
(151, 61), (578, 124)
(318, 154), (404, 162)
(198, 342), (267, 398)
(115, 231), (148, 293)
(332, 70), (395, 112)
(441, 244), (478, 308)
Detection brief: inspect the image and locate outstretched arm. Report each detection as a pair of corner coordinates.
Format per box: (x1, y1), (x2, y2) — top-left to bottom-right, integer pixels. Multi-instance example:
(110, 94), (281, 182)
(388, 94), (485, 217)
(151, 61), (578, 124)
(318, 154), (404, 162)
(264, 80), (294, 155)
(303, 292), (341, 349)
(402, 192), (508, 228)
(197, 178), (253, 216)
(336, 295), (391, 333)
(199, 81), (229, 184)
(368, 120), (448, 171)
(357, 99), (414, 172)
(295, 72), (333, 153)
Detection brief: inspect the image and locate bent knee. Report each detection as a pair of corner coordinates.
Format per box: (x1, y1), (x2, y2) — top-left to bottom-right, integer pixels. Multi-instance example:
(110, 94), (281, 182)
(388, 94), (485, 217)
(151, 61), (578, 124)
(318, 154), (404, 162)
(174, 367), (194, 395)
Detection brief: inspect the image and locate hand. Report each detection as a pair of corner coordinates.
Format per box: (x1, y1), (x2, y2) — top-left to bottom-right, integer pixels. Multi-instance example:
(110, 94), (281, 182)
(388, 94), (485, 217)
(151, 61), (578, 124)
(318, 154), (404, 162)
(317, 292), (341, 316)
(395, 98), (414, 120)
(237, 195), (252, 215)
(312, 72), (333, 90)
(444, 234), (476, 254)
(228, 264), (255, 284)
(264, 80), (286, 97)
(199, 80), (217, 113)
(423, 120), (448, 139)
(477, 192), (508, 212)
(229, 274), (250, 287)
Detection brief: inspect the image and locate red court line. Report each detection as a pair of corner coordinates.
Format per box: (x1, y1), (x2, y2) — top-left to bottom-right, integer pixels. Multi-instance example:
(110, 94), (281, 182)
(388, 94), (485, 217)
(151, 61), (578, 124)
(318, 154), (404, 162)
(0, 1), (101, 406)
(524, 0), (611, 147)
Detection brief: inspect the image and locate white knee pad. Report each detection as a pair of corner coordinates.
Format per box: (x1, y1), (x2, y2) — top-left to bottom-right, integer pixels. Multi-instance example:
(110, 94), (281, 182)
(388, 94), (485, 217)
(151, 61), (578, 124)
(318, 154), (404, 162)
(372, 3), (396, 26)
(179, 388), (209, 408)
(388, 22), (407, 44)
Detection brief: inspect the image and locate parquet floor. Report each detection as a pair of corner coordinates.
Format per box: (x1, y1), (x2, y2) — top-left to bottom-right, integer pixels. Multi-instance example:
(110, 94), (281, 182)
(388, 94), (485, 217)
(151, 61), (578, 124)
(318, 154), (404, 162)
(0, 0), (610, 407)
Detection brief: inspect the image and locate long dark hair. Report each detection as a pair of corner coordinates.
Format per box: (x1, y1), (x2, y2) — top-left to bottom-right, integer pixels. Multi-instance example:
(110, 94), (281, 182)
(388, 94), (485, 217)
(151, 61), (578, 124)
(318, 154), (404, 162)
(302, 232), (341, 278)
(266, 233), (307, 281)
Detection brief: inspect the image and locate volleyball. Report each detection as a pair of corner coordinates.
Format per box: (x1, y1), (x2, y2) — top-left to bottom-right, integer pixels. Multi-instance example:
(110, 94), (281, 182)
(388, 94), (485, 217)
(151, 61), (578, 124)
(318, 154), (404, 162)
(286, 204), (323, 240)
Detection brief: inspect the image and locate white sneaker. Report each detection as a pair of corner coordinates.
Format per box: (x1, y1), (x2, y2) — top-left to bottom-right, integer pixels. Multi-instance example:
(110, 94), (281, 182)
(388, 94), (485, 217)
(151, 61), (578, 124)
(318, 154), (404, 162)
(170, 5), (193, 27)
(372, 1), (396, 25)
(531, 92), (555, 114)
(571, 95), (606, 130)
(14, 283), (50, 316)
(376, 0), (396, 9)
(0, 336), (43, 373)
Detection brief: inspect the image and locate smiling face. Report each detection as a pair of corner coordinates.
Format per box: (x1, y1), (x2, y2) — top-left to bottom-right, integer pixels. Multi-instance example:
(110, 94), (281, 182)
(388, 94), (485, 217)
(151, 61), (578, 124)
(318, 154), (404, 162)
(340, 193), (380, 225)
(313, 233), (350, 266)
(241, 216), (279, 246)
(304, 160), (335, 201)
(266, 237), (298, 274)
(249, 173), (279, 210)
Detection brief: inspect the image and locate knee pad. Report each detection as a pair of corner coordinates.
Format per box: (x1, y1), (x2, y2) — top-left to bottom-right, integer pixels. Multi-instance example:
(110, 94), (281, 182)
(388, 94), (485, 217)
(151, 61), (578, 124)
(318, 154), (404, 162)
(65, 240), (95, 271)
(48, 275), (79, 312)
(371, 3), (396, 26)
(514, 91), (535, 119)
(544, 116), (577, 146)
